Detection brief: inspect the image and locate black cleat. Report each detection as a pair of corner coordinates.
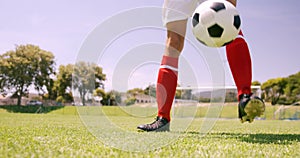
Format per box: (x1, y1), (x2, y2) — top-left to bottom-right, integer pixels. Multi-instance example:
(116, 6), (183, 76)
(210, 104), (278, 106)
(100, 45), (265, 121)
(137, 116), (170, 132)
(238, 94), (265, 123)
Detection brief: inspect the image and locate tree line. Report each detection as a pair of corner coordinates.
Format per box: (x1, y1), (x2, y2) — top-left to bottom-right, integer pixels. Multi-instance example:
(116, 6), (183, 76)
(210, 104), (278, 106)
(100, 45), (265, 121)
(0, 44), (299, 106)
(124, 74), (300, 106)
(0, 44), (106, 105)
(261, 72), (300, 105)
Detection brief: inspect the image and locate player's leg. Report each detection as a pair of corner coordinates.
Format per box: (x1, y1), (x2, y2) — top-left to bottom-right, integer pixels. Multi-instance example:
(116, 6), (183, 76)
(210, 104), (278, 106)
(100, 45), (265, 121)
(137, 20), (187, 132)
(226, 31), (252, 98)
(226, 31), (265, 123)
(137, 0), (199, 132)
(225, 0), (265, 123)
(157, 20), (187, 121)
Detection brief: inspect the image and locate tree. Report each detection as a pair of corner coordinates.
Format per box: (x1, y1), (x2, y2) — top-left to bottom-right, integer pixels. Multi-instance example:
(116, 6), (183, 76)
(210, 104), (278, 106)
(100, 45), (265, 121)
(252, 81), (261, 86)
(94, 88), (106, 105)
(54, 64), (74, 102)
(100, 90), (121, 106)
(127, 88), (144, 97)
(0, 44), (55, 105)
(34, 48), (56, 98)
(72, 62), (106, 105)
(283, 71), (300, 104)
(261, 78), (287, 105)
(144, 84), (156, 98)
(94, 88), (106, 99)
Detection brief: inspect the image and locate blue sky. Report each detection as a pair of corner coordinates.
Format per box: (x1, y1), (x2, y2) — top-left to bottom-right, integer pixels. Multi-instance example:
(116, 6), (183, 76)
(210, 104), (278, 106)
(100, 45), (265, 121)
(1, 0), (300, 91)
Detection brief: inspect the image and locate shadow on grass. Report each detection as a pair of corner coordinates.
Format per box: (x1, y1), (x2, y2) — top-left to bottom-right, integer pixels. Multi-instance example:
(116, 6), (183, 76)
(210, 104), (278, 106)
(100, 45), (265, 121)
(185, 132), (300, 145)
(238, 133), (300, 144)
(0, 105), (65, 113)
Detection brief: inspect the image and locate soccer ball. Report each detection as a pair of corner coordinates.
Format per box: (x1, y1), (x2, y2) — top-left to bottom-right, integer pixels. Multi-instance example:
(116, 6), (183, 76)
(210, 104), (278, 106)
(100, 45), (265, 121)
(192, 0), (241, 47)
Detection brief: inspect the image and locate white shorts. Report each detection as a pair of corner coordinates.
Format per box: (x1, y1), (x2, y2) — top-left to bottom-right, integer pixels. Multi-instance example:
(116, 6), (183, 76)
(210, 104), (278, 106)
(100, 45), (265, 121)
(162, 0), (206, 26)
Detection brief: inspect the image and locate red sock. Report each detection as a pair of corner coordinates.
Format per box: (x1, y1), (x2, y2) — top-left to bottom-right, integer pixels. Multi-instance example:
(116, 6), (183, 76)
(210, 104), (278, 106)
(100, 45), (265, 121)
(226, 31), (252, 100)
(156, 56), (178, 121)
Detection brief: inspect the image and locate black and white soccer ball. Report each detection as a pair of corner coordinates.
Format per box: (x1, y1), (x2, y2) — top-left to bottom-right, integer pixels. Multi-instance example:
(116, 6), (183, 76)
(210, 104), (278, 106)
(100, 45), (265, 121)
(192, 0), (241, 47)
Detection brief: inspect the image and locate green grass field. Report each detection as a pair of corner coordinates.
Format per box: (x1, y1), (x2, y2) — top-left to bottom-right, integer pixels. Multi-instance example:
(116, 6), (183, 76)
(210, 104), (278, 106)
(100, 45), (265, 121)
(0, 105), (299, 157)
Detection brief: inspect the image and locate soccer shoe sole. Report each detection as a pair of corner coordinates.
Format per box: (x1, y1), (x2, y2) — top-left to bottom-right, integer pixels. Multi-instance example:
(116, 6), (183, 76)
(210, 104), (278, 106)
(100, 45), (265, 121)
(241, 98), (265, 123)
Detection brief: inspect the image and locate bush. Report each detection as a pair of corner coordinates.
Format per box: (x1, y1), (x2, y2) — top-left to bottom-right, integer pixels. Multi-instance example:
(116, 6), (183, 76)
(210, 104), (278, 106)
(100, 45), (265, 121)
(125, 97), (136, 106)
